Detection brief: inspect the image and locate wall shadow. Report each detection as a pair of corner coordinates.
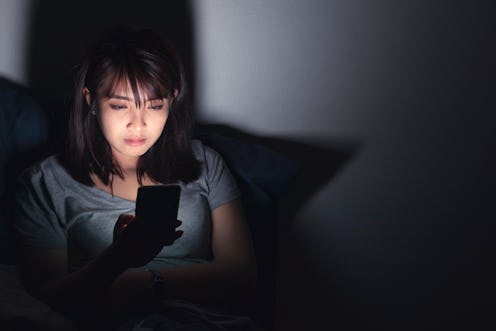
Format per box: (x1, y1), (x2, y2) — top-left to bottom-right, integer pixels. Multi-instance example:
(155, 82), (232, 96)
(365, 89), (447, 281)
(25, 0), (196, 149)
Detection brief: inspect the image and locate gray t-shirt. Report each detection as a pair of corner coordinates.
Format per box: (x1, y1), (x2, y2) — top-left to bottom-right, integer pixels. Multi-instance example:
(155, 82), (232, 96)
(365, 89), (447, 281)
(14, 140), (241, 272)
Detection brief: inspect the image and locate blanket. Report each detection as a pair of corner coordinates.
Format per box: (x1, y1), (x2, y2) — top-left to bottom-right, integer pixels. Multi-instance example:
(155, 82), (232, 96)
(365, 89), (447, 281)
(0, 265), (264, 331)
(0, 264), (77, 330)
(116, 300), (262, 331)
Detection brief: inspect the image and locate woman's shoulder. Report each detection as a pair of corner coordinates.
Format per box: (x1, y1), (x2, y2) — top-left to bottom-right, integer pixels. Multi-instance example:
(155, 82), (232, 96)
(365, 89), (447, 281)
(18, 154), (72, 187)
(190, 138), (238, 183)
(20, 154), (60, 175)
(191, 139), (223, 163)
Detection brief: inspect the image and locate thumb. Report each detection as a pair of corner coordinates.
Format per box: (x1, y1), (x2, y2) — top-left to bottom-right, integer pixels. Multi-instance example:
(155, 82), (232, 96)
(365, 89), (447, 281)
(114, 214), (135, 237)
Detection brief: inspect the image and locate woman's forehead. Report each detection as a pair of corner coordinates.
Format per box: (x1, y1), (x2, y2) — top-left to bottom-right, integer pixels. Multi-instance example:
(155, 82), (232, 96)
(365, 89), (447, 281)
(107, 81), (134, 96)
(100, 79), (159, 101)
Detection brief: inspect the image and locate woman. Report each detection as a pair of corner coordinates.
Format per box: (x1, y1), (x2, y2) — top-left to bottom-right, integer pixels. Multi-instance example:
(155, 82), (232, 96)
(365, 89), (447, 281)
(13, 26), (257, 330)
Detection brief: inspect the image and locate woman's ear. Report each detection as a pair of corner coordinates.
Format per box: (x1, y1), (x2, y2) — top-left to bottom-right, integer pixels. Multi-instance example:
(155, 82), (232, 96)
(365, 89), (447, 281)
(168, 89), (179, 108)
(82, 87), (91, 106)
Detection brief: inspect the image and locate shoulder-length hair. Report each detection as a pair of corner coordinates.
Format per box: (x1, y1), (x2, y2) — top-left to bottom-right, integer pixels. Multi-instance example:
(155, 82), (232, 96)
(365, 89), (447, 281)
(60, 26), (201, 186)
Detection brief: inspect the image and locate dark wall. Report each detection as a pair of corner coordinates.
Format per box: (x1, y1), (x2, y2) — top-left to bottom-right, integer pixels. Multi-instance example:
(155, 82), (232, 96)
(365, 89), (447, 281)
(25, 0), (195, 142)
(271, 1), (496, 331)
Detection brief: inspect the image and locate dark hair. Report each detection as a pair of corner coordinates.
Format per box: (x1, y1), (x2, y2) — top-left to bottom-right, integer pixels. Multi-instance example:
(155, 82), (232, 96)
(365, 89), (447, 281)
(60, 26), (201, 186)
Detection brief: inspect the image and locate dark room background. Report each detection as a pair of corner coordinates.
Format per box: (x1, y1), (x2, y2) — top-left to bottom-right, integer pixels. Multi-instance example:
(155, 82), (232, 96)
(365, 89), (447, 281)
(0, 1), (494, 330)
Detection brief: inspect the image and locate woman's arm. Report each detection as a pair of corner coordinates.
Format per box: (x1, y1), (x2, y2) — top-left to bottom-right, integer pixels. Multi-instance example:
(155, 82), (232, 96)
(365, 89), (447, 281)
(162, 198), (257, 302)
(110, 198), (257, 308)
(17, 245), (126, 324)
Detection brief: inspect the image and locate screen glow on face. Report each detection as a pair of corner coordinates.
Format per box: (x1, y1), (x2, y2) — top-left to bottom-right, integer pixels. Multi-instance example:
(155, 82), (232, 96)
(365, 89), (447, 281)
(96, 84), (171, 167)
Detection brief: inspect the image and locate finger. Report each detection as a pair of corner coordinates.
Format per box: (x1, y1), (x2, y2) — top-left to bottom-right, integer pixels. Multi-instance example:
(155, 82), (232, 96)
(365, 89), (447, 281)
(114, 214), (135, 239)
(175, 220), (182, 228)
(116, 214), (135, 228)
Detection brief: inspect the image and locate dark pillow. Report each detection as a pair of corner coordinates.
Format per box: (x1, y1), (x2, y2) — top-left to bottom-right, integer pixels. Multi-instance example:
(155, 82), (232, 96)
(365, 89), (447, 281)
(197, 129), (300, 219)
(0, 79), (50, 265)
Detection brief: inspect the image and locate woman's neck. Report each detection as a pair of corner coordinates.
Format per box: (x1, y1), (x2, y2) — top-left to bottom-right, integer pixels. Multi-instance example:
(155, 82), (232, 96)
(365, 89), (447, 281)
(113, 152), (140, 174)
(91, 171), (156, 202)
(90, 155), (159, 201)
(120, 167), (138, 178)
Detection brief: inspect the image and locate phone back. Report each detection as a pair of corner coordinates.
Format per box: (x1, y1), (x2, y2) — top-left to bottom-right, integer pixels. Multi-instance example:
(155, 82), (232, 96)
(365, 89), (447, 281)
(135, 185), (181, 225)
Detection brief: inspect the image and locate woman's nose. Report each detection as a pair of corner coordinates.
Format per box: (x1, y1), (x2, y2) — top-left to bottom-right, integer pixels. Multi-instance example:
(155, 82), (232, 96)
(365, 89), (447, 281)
(127, 108), (147, 129)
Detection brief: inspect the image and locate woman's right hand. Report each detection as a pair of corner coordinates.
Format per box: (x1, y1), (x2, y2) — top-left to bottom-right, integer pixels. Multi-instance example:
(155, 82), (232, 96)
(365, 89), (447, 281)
(111, 214), (183, 268)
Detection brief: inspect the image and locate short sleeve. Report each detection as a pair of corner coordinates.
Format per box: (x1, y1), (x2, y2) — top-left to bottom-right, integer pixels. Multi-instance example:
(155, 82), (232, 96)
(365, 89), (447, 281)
(13, 170), (67, 249)
(202, 144), (241, 210)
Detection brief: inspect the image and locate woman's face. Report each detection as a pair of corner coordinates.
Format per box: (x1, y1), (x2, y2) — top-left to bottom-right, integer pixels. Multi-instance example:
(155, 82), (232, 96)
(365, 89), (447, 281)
(90, 83), (170, 168)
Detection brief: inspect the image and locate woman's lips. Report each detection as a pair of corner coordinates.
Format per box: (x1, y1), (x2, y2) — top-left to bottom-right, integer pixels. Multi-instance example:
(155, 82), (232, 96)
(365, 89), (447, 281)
(124, 137), (147, 146)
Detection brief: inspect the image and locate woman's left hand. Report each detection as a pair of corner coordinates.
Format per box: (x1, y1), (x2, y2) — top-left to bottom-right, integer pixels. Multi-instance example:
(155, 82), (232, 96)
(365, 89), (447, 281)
(111, 214), (183, 268)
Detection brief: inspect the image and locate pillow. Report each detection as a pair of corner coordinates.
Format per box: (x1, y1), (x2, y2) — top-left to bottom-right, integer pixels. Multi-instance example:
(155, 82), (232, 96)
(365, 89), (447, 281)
(0, 79), (50, 265)
(196, 127), (301, 219)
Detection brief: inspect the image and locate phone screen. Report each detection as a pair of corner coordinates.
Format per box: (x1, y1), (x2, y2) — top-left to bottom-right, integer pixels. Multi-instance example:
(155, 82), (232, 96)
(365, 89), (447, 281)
(135, 185), (181, 226)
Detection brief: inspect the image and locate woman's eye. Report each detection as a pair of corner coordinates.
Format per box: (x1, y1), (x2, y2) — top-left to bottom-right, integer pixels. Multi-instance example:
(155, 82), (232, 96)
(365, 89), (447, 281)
(148, 103), (164, 110)
(110, 104), (126, 110)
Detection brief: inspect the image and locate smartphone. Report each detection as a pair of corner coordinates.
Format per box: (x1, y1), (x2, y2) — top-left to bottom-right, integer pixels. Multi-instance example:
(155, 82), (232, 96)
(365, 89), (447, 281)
(135, 184), (181, 226)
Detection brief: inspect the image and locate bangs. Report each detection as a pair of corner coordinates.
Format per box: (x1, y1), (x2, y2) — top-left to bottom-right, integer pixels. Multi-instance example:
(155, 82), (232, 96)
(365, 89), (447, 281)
(97, 64), (173, 106)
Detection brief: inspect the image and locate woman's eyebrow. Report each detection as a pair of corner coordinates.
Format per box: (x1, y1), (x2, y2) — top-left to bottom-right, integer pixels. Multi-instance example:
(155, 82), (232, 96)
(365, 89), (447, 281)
(109, 94), (132, 101)
(109, 95), (163, 101)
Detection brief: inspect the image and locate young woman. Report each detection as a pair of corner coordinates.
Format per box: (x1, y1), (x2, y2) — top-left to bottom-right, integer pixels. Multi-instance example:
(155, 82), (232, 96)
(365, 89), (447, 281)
(13, 26), (257, 330)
